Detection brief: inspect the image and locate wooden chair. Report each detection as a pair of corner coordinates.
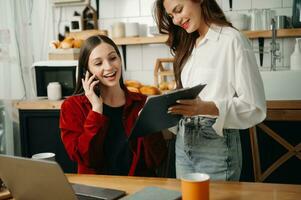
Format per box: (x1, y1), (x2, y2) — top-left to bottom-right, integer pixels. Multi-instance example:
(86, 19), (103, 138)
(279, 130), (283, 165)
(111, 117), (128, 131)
(249, 101), (301, 182)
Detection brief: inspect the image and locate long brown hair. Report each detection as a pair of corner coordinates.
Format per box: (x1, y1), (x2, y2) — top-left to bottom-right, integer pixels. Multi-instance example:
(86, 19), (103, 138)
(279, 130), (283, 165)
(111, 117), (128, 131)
(73, 35), (126, 95)
(154, 0), (232, 88)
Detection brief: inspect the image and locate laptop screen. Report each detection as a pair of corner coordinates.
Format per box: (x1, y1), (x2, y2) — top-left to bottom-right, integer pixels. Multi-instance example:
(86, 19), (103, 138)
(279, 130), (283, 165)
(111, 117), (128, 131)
(0, 155), (125, 200)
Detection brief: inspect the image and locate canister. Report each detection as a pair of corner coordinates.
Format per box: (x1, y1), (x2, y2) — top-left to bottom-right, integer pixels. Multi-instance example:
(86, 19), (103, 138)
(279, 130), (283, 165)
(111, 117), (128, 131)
(112, 22), (125, 38)
(125, 23), (139, 37)
(47, 82), (62, 100)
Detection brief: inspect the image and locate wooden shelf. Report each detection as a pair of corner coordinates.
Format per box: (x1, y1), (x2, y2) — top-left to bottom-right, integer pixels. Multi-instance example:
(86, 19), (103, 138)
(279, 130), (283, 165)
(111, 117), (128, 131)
(13, 100), (63, 110)
(66, 28), (301, 45)
(113, 35), (168, 45)
(242, 28), (301, 39)
(67, 29), (108, 40)
(111, 28), (301, 45)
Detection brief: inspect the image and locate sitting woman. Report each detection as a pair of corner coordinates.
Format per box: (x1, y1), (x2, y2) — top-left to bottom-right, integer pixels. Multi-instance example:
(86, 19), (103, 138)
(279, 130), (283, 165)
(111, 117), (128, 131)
(60, 35), (167, 176)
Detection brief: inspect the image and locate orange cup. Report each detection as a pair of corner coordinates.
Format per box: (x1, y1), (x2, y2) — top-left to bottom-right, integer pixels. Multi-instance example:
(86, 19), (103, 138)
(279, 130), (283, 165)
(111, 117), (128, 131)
(181, 173), (210, 200)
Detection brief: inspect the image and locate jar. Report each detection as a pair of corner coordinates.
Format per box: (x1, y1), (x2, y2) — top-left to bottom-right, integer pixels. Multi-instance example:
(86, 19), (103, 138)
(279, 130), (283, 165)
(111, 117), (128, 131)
(47, 82), (62, 100)
(112, 22), (125, 38)
(125, 22), (139, 37)
(249, 9), (263, 30)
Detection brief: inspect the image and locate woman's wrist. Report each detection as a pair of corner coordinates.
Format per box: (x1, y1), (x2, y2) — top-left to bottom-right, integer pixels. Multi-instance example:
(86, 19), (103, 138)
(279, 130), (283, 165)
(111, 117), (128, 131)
(202, 101), (219, 116)
(92, 105), (103, 114)
(208, 101), (219, 116)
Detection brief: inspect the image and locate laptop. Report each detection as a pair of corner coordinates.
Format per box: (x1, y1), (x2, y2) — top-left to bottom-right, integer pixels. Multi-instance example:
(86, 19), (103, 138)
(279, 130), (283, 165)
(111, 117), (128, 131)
(0, 154), (126, 200)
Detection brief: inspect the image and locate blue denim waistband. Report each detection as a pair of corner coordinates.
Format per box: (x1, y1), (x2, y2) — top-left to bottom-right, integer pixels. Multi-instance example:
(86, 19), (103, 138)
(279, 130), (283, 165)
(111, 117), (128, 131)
(179, 116), (217, 127)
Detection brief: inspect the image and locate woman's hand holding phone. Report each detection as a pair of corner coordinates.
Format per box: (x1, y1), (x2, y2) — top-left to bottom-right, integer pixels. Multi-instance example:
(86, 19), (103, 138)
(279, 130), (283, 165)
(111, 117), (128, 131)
(82, 71), (103, 114)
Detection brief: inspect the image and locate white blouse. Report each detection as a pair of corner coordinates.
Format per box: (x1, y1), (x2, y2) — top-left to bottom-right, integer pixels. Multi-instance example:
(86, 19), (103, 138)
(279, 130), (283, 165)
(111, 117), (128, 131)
(181, 24), (266, 136)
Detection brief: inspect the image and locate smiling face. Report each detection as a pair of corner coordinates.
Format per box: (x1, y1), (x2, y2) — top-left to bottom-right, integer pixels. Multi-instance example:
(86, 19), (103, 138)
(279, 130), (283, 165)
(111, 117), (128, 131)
(163, 0), (202, 33)
(88, 42), (122, 88)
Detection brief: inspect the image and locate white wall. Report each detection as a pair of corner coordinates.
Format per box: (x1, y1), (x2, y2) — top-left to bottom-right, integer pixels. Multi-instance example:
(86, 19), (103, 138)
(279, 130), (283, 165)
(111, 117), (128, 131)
(53, 0), (297, 85)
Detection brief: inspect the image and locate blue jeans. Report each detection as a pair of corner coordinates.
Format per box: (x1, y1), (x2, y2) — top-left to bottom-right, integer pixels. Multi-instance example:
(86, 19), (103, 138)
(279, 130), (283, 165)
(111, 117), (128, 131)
(175, 116), (242, 181)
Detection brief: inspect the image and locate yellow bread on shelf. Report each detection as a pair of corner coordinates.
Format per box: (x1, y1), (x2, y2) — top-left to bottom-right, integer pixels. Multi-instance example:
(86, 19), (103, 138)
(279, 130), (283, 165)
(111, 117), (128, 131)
(124, 80), (142, 89)
(139, 86), (161, 95)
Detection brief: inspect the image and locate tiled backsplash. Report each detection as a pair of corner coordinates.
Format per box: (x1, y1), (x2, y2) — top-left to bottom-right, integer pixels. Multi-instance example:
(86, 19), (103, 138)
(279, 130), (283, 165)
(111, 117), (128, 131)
(54, 0), (297, 85)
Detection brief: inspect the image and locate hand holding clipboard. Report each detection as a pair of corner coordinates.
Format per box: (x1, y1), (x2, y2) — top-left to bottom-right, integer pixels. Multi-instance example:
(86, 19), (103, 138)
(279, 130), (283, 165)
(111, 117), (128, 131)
(129, 83), (206, 139)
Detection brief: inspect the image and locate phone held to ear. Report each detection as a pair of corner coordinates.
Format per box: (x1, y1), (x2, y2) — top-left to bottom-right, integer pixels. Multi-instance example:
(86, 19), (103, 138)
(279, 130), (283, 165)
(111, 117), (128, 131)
(83, 69), (100, 96)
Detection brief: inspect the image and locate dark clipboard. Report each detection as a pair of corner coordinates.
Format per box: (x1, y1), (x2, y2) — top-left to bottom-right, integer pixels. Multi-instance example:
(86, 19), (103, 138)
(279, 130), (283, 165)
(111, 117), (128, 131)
(129, 83), (206, 139)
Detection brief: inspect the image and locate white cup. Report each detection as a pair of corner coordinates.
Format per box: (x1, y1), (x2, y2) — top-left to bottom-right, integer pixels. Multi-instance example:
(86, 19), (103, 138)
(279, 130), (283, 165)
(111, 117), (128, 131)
(47, 82), (62, 100)
(32, 152), (56, 161)
(125, 22), (139, 37)
(139, 24), (148, 37)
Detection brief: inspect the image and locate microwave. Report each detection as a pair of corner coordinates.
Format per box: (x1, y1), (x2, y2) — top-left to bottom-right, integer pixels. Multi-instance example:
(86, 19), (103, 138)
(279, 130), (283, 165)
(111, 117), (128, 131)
(31, 60), (78, 98)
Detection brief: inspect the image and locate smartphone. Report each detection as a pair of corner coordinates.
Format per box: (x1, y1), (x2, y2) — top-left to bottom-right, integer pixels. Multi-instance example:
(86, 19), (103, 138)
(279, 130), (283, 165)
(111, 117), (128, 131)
(83, 69), (100, 96)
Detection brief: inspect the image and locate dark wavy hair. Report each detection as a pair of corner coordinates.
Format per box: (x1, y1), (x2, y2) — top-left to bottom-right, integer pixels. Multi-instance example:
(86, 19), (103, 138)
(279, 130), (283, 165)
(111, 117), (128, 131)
(73, 35), (126, 95)
(154, 0), (232, 88)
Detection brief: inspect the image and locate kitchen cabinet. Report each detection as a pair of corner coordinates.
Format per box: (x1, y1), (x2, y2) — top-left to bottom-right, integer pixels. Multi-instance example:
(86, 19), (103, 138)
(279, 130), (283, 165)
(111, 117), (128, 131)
(14, 100), (77, 173)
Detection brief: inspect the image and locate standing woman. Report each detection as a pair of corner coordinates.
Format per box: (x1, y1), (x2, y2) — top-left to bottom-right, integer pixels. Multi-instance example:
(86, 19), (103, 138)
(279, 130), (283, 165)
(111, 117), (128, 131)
(154, 0), (266, 180)
(60, 35), (166, 176)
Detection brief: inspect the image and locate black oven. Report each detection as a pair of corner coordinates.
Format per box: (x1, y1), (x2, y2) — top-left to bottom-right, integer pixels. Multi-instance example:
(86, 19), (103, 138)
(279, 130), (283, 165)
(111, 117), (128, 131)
(33, 61), (78, 97)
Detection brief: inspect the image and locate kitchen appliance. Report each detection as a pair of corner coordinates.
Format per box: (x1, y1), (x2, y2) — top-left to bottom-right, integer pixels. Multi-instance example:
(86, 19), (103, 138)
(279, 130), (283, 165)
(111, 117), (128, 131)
(31, 60), (78, 98)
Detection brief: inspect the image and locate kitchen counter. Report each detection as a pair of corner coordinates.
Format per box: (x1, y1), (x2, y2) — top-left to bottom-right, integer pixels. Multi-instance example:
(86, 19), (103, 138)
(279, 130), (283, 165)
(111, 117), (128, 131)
(13, 99), (301, 110)
(13, 99), (63, 110)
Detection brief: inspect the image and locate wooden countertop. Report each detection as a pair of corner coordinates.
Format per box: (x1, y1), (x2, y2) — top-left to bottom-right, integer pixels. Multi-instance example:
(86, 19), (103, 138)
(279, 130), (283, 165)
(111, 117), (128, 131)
(13, 99), (63, 110)
(1, 174), (300, 199)
(13, 99), (301, 110)
(67, 175), (301, 199)
(266, 100), (301, 110)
